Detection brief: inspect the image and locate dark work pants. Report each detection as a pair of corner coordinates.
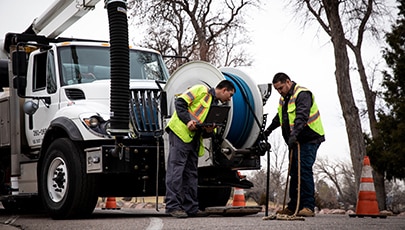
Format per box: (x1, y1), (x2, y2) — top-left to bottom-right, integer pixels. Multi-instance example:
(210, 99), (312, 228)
(287, 142), (320, 212)
(165, 131), (199, 214)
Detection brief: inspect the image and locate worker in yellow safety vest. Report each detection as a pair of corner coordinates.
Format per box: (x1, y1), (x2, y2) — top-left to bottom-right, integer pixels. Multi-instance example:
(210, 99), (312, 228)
(165, 80), (235, 218)
(264, 72), (325, 217)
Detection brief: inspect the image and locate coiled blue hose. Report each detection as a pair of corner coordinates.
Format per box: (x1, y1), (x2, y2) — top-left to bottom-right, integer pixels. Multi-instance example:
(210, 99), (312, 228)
(223, 72), (255, 148)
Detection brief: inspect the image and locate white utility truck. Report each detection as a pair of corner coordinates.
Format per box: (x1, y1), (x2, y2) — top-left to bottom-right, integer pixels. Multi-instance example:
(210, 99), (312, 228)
(0, 0), (272, 219)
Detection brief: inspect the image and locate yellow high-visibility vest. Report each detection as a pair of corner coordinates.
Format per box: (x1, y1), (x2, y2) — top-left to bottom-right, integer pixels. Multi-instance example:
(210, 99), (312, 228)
(167, 84), (213, 156)
(278, 84), (325, 136)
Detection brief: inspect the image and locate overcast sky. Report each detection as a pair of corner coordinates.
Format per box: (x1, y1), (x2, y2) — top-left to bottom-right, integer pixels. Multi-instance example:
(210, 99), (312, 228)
(0, 0), (397, 164)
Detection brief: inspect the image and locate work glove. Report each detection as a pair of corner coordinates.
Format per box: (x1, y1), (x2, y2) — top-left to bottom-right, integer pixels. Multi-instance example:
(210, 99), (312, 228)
(288, 135), (297, 149)
(263, 128), (272, 137)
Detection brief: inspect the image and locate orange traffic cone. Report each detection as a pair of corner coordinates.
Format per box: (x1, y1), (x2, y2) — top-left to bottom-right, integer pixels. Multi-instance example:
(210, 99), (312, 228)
(232, 187), (246, 206)
(102, 197), (121, 210)
(349, 156), (386, 218)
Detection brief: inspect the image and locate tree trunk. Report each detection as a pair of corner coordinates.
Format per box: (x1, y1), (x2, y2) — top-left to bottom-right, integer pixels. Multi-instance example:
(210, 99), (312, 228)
(199, 41), (209, 61)
(349, 19), (386, 212)
(351, 47), (378, 137)
(322, 0), (366, 193)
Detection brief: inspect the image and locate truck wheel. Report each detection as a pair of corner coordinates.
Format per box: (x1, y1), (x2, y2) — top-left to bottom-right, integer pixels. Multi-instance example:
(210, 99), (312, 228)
(38, 138), (98, 219)
(198, 187), (231, 210)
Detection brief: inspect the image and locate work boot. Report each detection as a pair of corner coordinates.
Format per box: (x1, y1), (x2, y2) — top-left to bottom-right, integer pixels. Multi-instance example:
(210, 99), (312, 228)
(188, 210), (209, 217)
(297, 207), (315, 217)
(168, 210), (188, 218)
(276, 208), (294, 215)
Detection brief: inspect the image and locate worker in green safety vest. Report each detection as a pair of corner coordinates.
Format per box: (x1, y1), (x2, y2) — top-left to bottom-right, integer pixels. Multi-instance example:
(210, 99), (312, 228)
(165, 80), (235, 218)
(264, 72), (325, 217)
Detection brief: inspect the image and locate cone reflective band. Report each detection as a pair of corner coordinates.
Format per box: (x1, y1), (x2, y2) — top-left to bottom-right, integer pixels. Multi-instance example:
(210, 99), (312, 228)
(232, 187), (246, 206)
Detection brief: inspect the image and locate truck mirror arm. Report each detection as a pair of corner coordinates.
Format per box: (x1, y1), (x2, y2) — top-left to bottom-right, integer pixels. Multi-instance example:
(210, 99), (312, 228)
(155, 80), (168, 118)
(39, 96), (51, 107)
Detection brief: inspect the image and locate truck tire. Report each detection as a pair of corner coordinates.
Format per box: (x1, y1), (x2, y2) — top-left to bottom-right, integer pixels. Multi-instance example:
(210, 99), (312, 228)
(38, 138), (98, 219)
(198, 187), (231, 210)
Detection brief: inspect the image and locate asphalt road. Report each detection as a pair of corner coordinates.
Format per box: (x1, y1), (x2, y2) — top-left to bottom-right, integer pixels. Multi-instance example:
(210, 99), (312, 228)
(1, 207), (405, 230)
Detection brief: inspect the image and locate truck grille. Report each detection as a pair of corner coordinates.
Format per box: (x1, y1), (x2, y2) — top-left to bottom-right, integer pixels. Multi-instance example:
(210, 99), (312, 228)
(130, 89), (162, 135)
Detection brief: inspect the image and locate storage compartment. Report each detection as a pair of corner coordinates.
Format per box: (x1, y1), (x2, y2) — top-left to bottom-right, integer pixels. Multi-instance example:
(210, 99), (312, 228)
(19, 162), (38, 194)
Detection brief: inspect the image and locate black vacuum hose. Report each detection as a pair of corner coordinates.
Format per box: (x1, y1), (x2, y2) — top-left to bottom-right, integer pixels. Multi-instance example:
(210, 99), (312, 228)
(106, 0), (130, 134)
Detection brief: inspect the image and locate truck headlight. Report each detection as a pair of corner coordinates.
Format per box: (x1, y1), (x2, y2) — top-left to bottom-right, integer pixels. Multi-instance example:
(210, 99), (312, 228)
(85, 117), (99, 127)
(82, 115), (110, 136)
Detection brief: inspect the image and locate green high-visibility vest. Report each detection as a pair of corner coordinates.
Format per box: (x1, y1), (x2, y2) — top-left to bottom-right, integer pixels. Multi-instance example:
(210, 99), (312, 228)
(167, 84), (213, 157)
(278, 84), (324, 136)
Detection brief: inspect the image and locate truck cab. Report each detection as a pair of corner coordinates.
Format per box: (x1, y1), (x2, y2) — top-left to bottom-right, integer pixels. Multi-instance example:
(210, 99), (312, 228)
(22, 41), (169, 147)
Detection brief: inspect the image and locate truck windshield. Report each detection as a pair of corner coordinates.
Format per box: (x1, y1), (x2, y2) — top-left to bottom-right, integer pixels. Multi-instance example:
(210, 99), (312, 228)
(58, 46), (169, 85)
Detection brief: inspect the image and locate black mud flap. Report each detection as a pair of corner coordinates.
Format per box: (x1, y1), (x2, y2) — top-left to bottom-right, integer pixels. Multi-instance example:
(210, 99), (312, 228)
(205, 206), (262, 216)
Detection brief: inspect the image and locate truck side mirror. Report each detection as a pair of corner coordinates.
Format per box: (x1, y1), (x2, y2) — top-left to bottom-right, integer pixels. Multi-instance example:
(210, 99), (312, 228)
(12, 75), (26, 96)
(160, 91), (167, 118)
(0, 60), (9, 89)
(23, 100), (39, 115)
(23, 100), (38, 130)
(11, 51), (27, 96)
(12, 51), (27, 76)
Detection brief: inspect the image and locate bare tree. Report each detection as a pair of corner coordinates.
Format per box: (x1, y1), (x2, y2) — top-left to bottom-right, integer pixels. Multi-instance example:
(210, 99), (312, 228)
(246, 132), (289, 207)
(127, 0), (258, 72)
(385, 180), (405, 213)
(315, 158), (345, 200)
(246, 169), (268, 205)
(290, 0), (393, 210)
(267, 133), (289, 207)
(315, 157), (357, 209)
(338, 161), (357, 209)
(315, 179), (339, 209)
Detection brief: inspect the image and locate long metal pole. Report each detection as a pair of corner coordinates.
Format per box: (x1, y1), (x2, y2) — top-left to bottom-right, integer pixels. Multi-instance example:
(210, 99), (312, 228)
(265, 149), (270, 216)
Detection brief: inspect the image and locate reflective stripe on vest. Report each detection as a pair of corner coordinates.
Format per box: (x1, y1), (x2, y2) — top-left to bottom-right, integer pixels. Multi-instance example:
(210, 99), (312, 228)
(182, 86), (212, 124)
(277, 84), (324, 136)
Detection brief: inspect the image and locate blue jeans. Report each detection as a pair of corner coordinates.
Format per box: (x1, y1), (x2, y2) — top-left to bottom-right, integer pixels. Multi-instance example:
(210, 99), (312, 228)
(287, 142), (320, 212)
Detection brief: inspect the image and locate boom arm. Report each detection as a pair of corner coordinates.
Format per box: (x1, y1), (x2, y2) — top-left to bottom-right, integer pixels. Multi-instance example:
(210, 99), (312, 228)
(26, 0), (101, 38)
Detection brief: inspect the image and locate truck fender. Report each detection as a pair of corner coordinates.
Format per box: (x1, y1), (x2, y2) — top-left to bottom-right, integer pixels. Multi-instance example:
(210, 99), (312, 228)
(40, 117), (83, 157)
(49, 117), (83, 141)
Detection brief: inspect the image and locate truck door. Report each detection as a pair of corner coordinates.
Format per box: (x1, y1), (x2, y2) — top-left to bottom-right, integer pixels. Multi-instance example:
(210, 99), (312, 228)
(25, 50), (60, 147)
